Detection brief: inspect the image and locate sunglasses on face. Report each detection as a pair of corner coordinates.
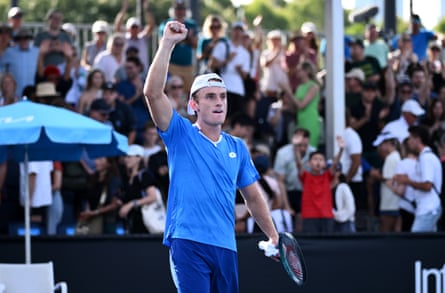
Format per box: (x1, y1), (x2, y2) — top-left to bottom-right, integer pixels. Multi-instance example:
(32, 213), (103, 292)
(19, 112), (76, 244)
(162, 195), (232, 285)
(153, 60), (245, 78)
(113, 42), (124, 47)
(210, 25), (221, 30)
(171, 84), (183, 90)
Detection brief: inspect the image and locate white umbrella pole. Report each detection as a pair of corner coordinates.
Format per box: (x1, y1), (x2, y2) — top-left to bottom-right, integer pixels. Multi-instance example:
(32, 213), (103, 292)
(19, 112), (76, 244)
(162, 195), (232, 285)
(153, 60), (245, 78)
(24, 148), (31, 264)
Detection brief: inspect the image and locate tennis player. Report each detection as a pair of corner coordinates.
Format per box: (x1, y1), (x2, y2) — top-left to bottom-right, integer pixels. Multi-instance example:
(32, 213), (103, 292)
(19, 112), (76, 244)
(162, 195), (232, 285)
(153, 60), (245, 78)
(143, 21), (279, 293)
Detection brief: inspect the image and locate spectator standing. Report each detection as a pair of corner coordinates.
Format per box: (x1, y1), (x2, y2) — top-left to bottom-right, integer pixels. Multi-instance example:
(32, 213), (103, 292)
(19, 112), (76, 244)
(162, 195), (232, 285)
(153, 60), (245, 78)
(300, 22), (319, 68)
(391, 14), (437, 62)
(0, 28), (39, 97)
(34, 9), (72, 67)
(274, 128), (316, 232)
(0, 24), (12, 59)
(114, 0), (155, 72)
(209, 21), (250, 123)
(332, 167), (356, 233)
(389, 33), (418, 82)
(257, 30), (293, 141)
(158, 0), (198, 92)
(19, 161), (53, 233)
(47, 161), (63, 235)
(93, 34), (126, 83)
(291, 61), (321, 148)
(345, 38), (382, 84)
(394, 125), (442, 232)
(115, 56), (147, 143)
(345, 68), (365, 108)
(370, 132), (402, 232)
(341, 115), (365, 214)
(102, 82), (137, 145)
(196, 14), (227, 75)
(364, 23), (389, 69)
(382, 99), (425, 144)
(7, 7), (24, 38)
(294, 134), (344, 234)
(391, 139), (417, 232)
(81, 20), (109, 71)
(284, 32), (318, 93)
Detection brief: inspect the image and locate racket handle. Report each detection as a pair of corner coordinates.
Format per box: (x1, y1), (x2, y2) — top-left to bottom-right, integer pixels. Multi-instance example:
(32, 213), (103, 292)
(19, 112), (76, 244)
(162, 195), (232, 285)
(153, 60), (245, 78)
(258, 240), (279, 257)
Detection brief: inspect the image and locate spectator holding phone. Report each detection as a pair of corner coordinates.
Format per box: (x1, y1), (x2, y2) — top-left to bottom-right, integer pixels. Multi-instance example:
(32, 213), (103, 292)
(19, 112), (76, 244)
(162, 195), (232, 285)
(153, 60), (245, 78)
(34, 9), (72, 67)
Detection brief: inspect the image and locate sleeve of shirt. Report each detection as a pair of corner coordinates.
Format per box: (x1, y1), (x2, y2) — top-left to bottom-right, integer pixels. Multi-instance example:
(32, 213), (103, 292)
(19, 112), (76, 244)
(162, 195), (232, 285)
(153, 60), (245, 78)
(382, 153), (399, 179)
(419, 153), (435, 183)
(346, 129), (362, 155)
(236, 139), (260, 189)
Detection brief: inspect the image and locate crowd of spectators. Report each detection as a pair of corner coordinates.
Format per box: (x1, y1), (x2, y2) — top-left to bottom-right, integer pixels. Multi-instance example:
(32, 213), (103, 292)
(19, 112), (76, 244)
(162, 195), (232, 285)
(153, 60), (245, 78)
(0, 0), (445, 235)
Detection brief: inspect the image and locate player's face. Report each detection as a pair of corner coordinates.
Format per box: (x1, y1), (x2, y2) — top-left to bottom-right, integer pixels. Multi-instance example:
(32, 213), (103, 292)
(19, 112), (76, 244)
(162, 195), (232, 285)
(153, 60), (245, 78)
(194, 87), (227, 126)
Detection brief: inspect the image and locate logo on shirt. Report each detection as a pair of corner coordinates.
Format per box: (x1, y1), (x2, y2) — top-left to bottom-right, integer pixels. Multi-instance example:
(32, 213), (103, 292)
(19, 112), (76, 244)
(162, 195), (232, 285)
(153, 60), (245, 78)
(229, 152), (237, 158)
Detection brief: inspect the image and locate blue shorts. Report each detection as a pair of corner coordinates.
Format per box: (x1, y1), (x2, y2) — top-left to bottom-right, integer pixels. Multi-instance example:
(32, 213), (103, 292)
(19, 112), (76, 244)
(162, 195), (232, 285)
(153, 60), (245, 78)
(169, 238), (239, 293)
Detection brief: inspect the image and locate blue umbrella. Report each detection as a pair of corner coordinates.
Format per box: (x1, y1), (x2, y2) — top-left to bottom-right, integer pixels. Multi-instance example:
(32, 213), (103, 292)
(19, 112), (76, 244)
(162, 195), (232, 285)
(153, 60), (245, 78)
(0, 100), (129, 263)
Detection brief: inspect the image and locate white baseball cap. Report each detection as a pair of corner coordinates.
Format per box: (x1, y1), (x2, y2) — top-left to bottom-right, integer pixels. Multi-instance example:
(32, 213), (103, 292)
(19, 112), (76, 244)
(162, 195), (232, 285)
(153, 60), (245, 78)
(126, 17), (141, 29)
(373, 131), (398, 147)
(127, 144), (144, 157)
(345, 68), (365, 82)
(92, 20), (109, 33)
(187, 73), (226, 115)
(401, 100), (425, 116)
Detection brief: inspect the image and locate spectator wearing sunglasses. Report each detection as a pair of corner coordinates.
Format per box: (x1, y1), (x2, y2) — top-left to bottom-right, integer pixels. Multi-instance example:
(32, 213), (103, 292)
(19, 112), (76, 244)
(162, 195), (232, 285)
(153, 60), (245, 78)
(0, 28), (38, 97)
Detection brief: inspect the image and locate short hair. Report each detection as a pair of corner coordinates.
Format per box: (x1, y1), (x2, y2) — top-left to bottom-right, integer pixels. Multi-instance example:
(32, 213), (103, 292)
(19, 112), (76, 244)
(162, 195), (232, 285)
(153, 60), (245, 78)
(230, 113), (255, 128)
(293, 127), (311, 138)
(309, 150), (325, 160)
(126, 56), (143, 68)
(408, 125), (430, 145)
(143, 120), (157, 131)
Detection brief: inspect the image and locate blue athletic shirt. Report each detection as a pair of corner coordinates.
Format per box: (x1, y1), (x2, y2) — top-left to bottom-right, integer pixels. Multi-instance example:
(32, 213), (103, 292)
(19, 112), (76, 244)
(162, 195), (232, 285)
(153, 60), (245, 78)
(159, 111), (259, 251)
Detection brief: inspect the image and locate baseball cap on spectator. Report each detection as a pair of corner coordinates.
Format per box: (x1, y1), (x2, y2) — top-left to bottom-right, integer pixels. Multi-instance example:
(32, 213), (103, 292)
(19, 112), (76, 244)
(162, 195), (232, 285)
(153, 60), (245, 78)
(301, 22), (317, 34)
(8, 7), (23, 19)
(411, 14), (422, 25)
(102, 82), (116, 91)
(188, 73), (226, 115)
(35, 82), (60, 98)
(232, 21), (245, 31)
(90, 98), (111, 114)
(127, 144), (144, 157)
(267, 30), (282, 40)
(126, 17), (141, 29)
(43, 65), (61, 77)
(349, 38), (364, 48)
(345, 68), (365, 82)
(401, 100), (425, 116)
(173, 0), (187, 8)
(92, 20), (109, 33)
(373, 131), (398, 147)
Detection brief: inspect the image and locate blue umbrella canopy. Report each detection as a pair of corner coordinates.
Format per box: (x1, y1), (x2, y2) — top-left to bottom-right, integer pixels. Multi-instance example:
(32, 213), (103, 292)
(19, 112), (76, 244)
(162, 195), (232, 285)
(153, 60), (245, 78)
(0, 100), (128, 161)
(0, 99), (129, 264)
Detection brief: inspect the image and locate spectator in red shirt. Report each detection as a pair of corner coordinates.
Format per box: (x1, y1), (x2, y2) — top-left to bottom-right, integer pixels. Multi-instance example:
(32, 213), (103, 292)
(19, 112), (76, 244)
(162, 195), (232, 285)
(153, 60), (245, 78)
(293, 133), (344, 234)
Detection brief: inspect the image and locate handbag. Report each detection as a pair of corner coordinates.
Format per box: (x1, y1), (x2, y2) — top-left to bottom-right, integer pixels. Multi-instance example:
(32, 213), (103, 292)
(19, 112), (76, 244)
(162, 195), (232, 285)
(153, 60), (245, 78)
(141, 188), (166, 234)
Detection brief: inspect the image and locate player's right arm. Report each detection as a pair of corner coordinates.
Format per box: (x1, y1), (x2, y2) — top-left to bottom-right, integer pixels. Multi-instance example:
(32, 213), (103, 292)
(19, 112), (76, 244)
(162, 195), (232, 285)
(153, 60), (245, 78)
(143, 21), (187, 131)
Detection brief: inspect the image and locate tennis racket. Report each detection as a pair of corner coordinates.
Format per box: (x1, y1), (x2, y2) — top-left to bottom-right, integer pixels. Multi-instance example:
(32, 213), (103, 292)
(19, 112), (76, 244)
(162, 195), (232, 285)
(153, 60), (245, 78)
(258, 232), (307, 286)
